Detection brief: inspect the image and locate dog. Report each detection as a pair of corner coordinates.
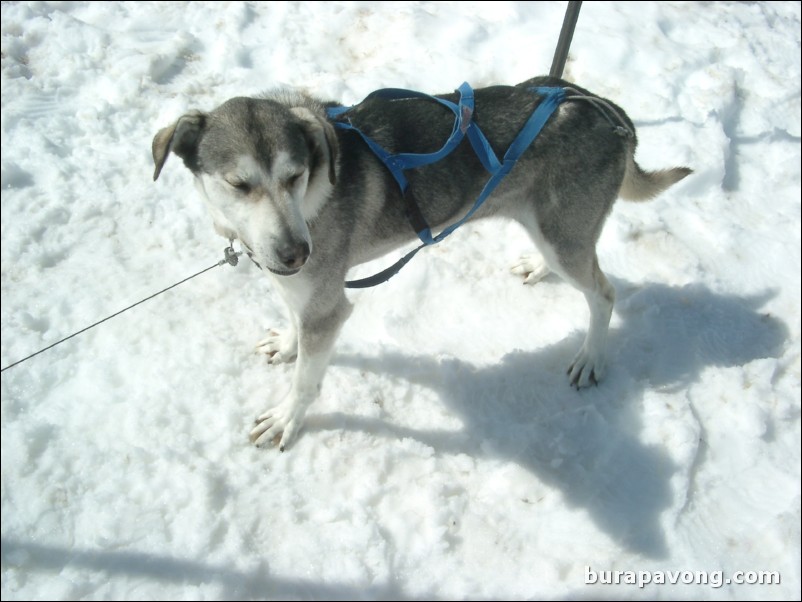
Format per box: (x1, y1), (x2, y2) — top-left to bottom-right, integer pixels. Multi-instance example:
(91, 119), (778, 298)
(152, 76), (691, 451)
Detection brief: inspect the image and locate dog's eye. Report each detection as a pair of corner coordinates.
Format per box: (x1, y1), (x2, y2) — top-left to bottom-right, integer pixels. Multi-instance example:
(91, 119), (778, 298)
(227, 180), (251, 194)
(286, 173), (303, 187)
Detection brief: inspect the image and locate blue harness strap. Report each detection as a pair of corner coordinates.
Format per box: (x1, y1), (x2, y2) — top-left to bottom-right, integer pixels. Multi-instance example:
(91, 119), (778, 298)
(327, 84), (566, 288)
(435, 86), (565, 244)
(328, 82), (475, 246)
(327, 83), (474, 195)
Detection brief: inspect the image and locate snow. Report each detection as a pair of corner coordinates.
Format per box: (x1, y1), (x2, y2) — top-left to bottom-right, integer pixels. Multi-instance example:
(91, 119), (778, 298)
(1, 1), (800, 600)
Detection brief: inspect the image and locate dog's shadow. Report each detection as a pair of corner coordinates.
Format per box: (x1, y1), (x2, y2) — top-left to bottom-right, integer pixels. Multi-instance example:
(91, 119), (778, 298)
(307, 280), (788, 558)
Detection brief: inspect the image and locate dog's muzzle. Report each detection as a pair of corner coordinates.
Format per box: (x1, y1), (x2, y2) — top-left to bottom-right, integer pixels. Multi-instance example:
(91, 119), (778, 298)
(242, 240), (310, 276)
(269, 241), (310, 276)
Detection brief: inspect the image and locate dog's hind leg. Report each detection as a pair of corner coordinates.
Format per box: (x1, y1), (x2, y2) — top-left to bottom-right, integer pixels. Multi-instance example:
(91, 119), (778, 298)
(542, 241), (615, 388)
(249, 288), (352, 451)
(560, 254), (615, 388)
(519, 211), (615, 388)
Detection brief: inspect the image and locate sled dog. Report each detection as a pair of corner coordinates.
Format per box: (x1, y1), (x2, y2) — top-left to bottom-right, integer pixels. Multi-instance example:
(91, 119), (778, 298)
(152, 76), (691, 450)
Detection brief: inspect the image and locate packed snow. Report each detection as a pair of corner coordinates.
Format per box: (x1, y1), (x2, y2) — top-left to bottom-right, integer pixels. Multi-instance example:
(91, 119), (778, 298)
(1, 1), (800, 600)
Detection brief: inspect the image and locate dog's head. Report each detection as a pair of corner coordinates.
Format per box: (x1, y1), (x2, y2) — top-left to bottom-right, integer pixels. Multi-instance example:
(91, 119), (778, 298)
(152, 95), (338, 276)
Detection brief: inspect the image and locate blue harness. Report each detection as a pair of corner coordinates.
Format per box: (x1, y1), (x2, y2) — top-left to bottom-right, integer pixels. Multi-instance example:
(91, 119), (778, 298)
(326, 82), (566, 288)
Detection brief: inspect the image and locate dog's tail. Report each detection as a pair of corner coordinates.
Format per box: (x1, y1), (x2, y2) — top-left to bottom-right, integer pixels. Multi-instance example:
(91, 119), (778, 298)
(619, 152), (692, 202)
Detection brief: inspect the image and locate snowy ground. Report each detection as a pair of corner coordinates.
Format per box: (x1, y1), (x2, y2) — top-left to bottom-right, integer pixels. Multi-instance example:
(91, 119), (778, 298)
(1, 1), (800, 600)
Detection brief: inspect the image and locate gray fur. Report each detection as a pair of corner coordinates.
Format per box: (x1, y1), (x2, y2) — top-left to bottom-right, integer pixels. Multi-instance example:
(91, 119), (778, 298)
(152, 76), (691, 450)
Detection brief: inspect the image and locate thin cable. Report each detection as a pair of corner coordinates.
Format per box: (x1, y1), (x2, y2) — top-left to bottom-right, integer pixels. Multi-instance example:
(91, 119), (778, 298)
(1, 253), (237, 373)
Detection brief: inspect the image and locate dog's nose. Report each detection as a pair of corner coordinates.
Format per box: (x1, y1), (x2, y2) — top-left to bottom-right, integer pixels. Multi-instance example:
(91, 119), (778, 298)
(277, 241), (310, 270)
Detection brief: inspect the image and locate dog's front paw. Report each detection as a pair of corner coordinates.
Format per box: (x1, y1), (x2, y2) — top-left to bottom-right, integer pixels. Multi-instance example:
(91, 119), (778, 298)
(249, 402), (307, 451)
(510, 254), (550, 285)
(567, 348), (605, 389)
(255, 329), (298, 364)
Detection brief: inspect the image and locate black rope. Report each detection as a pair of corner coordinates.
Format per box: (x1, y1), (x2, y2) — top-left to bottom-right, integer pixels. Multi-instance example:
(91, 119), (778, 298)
(1, 247), (241, 373)
(549, 1), (582, 79)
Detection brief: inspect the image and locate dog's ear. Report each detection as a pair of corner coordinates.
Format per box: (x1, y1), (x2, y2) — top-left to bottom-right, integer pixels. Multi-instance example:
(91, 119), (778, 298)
(152, 110), (205, 181)
(290, 107), (338, 185)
